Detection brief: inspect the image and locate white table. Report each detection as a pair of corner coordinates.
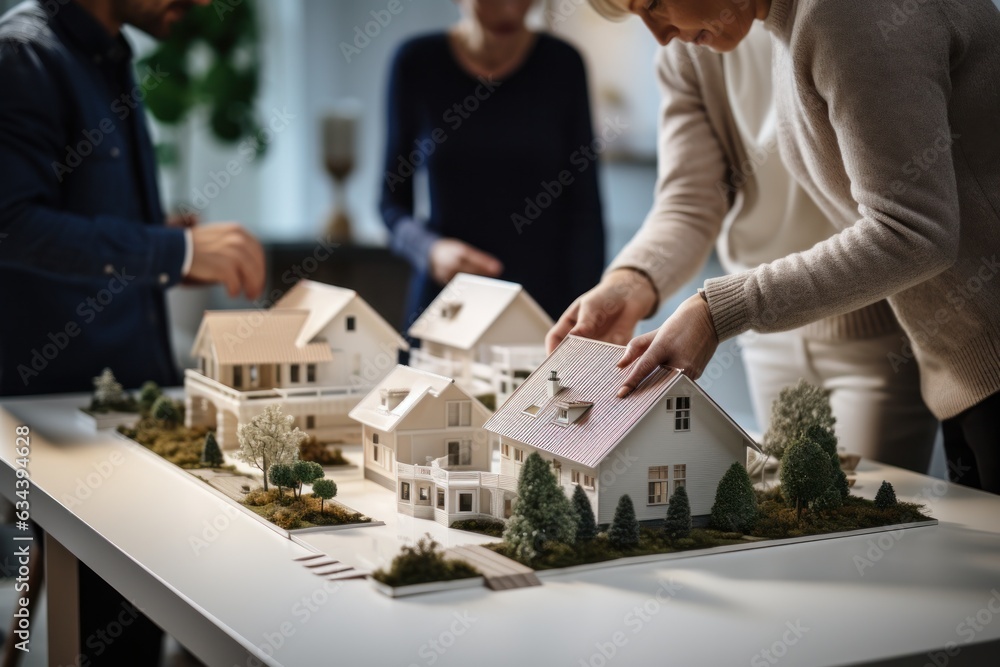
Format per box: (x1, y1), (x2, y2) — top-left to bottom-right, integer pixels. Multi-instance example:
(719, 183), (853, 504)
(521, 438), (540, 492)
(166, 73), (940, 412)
(2, 393), (1000, 667)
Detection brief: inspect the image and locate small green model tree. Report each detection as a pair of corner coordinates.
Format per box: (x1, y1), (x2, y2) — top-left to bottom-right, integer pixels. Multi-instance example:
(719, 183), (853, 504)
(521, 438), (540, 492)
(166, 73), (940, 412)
(874, 481), (898, 509)
(291, 460), (325, 500)
(236, 405), (304, 491)
(812, 485), (842, 511)
(710, 462), (758, 533)
(268, 463), (295, 496)
(663, 485), (691, 540)
(151, 396), (180, 429)
(372, 536), (479, 588)
(571, 484), (597, 541)
(138, 381), (162, 416)
(608, 495), (640, 551)
(92, 368), (127, 409)
(763, 380), (835, 461)
(312, 479), (337, 513)
(503, 452), (577, 562)
(201, 432), (224, 467)
(780, 435), (832, 522)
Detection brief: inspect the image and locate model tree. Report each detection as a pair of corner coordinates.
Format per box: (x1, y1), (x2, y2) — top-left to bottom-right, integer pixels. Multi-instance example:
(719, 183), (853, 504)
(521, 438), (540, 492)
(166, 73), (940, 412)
(312, 478), (337, 513)
(663, 485), (691, 540)
(609, 495), (640, 550)
(874, 481), (898, 509)
(138, 381), (162, 416)
(710, 462), (758, 533)
(151, 395), (180, 428)
(236, 405), (304, 491)
(503, 452), (577, 562)
(806, 424), (850, 501)
(571, 484), (597, 541)
(92, 368), (127, 409)
(291, 460), (325, 499)
(763, 380), (835, 462)
(201, 432), (224, 468)
(780, 435), (832, 522)
(268, 463), (296, 496)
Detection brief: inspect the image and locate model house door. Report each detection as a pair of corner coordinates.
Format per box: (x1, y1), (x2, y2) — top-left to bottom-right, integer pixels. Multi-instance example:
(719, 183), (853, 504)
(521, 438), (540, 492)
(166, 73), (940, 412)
(448, 441), (460, 466)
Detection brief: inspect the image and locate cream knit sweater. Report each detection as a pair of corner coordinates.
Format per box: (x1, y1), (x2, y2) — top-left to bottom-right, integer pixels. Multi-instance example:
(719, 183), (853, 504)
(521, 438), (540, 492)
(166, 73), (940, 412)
(703, 0), (1000, 419)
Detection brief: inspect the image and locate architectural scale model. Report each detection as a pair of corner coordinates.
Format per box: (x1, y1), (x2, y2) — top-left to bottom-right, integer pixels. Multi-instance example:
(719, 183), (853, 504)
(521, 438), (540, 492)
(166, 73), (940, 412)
(407, 273), (553, 404)
(184, 280), (408, 449)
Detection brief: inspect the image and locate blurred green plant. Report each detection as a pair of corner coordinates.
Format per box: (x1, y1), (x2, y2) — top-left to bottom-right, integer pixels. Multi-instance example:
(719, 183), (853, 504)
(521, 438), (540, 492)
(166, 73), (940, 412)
(138, 0), (263, 166)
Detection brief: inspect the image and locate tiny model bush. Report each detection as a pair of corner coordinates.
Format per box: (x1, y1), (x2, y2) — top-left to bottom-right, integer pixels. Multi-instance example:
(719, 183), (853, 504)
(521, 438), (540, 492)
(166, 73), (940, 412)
(89, 368), (138, 413)
(311, 479), (337, 513)
(663, 485), (691, 540)
(874, 481), (898, 509)
(608, 495), (640, 551)
(372, 536), (479, 588)
(710, 462), (758, 533)
(201, 432), (224, 467)
(503, 452), (576, 562)
(571, 484), (598, 541)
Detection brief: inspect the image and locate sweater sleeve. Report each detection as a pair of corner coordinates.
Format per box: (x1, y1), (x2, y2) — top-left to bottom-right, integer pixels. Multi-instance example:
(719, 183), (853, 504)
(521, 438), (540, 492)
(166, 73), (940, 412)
(563, 47), (606, 296)
(379, 42), (440, 274)
(0, 38), (186, 285)
(704, 2), (961, 340)
(605, 43), (729, 306)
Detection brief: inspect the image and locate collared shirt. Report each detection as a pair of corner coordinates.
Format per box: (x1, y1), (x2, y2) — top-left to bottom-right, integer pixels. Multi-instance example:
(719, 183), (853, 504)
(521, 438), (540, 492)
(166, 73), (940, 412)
(0, 0), (186, 394)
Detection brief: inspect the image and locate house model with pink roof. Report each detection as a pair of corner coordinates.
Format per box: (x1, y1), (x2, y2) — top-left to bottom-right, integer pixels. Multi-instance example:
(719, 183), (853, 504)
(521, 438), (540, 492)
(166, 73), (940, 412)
(484, 335), (761, 525)
(184, 280), (408, 449)
(407, 273), (554, 404)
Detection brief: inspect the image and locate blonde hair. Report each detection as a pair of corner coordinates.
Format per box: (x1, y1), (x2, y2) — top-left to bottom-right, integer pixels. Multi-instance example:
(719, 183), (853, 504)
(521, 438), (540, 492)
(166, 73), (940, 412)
(586, 0), (631, 21)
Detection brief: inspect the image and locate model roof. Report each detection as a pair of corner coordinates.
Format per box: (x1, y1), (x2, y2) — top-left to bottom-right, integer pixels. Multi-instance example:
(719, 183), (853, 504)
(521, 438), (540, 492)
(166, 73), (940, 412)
(192, 311), (334, 365)
(484, 336), (760, 468)
(273, 280), (408, 350)
(349, 365), (463, 433)
(406, 273), (553, 350)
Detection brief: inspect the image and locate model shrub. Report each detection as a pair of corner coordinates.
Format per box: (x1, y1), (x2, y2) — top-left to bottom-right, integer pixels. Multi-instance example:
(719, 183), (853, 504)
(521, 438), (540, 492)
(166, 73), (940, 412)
(763, 380), (835, 461)
(874, 481), (898, 509)
(151, 396), (180, 428)
(503, 452), (576, 562)
(664, 485), (692, 540)
(812, 485), (842, 512)
(299, 436), (348, 466)
(372, 536), (479, 588)
(201, 432), (224, 467)
(292, 460), (324, 499)
(571, 484), (598, 541)
(268, 463), (295, 496)
(311, 479), (337, 512)
(710, 462), (758, 533)
(780, 436), (832, 522)
(608, 495), (640, 550)
(138, 381), (162, 416)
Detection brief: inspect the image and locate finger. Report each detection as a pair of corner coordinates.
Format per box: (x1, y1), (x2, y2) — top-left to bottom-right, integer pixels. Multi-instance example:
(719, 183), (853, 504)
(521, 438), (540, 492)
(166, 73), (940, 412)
(569, 297), (612, 340)
(461, 247), (503, 276)
(617, 348), (663, 399)
(546, 302), (580, 353)
(222, 264), (240, 298)
(617, 331), (655, 369)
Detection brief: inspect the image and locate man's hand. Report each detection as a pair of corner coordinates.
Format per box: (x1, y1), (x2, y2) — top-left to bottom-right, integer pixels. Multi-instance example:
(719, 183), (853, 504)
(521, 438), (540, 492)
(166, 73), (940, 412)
(546, 269), (658, 353)
(429, 238), (503, 286)
(186, 222), (265, 300)
(616, 293), (719, 398)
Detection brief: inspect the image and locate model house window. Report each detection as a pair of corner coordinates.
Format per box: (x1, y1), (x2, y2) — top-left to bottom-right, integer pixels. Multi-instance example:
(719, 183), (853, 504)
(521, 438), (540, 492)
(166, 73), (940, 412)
(447, 401), (472, 427)
(514, 448), (524, 463)
(307, 364), (316, 382)
(501, 381), (508, 394)
(373, 433), (379, 445)
(665, 397), (673, 411)
(502, 444), (511, 459)
(290, 364), (300, 383)
(276, 364), (281, 384)
(674, 464), (687, 490)
(556, 408), (569, 424)
(551, 459), (562, 482)
(572, 470), (581, 485)
(437, 489), (445, 509)
(249, 364), (258, 385)
(346, 316), (356, 331)
(648, 466), (670, 505)
(199, 358), (206, 374)
(419, 486), (429, 501)
(583, 474), (596, 490)
(446, 440), (471, 466)
(400, 482), (410, 501)
(232, 365), (243, 388)
(522, 405), (540, 417)
(306, 415), (315, 429)
(372, 444), (379, 462)
(459, 493), (473, 512)
(675, 396), (691, 431)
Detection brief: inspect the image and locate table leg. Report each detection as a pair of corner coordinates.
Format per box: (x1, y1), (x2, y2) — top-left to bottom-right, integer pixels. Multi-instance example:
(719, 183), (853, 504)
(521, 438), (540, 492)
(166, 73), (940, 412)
(45, 533), (79, 666)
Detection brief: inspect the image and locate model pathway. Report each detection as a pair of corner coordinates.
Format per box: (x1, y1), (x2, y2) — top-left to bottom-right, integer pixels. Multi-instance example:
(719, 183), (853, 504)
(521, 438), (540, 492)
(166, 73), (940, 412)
(445, 545), (540, 591)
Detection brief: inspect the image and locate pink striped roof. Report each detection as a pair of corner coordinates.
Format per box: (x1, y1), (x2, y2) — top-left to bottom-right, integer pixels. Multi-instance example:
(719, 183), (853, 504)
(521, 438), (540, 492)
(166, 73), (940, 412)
(484, 336), (758, 468)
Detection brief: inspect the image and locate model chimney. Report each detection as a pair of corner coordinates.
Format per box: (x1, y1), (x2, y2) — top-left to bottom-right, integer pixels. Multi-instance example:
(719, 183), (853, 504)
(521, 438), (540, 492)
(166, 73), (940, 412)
(547, 370), (562, 398)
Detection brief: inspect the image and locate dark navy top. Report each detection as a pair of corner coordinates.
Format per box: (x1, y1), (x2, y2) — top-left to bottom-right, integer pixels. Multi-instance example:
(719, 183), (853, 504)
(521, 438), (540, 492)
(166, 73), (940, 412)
(380, 32), (605, 326)
(0, 1), (185, 395)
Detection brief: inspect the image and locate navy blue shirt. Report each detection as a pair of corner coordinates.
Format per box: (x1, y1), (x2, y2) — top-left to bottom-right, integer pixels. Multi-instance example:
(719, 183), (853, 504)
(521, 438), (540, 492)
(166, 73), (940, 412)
(0, 1), (185, 395)
(380, 33), (606, 326)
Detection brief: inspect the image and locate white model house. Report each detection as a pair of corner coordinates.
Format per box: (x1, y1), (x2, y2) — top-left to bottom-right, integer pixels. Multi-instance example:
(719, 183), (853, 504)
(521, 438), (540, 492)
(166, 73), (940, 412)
(184, 280), (408, 449)
(484, 336), (761, 525)
(349, 365), (509, 526)
(407, 273), (554, 403)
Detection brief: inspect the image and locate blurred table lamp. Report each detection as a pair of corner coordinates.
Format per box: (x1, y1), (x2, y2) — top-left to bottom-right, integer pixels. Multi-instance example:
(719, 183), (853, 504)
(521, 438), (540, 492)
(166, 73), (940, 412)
(322, 103), (359, 243)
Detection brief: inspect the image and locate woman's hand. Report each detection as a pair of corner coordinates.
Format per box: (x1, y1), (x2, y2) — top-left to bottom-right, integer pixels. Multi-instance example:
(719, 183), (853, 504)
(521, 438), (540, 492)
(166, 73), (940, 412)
(616, 293), (719, 398)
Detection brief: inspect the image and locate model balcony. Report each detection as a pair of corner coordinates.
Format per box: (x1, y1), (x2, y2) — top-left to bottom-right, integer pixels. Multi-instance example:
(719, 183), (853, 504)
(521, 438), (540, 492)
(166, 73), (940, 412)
(185, 369), (371, 403)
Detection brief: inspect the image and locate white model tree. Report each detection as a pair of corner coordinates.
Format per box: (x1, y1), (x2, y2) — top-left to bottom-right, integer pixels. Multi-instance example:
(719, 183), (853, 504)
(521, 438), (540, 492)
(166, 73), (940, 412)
(236, 405), (304, 491)
(92, 367), (126, 408)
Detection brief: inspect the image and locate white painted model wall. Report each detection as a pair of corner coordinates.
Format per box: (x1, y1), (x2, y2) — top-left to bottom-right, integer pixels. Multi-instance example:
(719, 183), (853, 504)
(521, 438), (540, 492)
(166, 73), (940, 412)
(312, 297), (401, 386)
(475, 297), (551, 363)
(597, 377), (747, 525)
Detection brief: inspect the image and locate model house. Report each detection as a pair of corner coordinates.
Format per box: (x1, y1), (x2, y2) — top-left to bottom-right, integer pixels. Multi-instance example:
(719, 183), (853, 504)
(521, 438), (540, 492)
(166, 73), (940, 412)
(407, 273), (553, 403)
(349, 365), (506, 526)
(184, 280), (408, 449)
(484, 336), (762, 525)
